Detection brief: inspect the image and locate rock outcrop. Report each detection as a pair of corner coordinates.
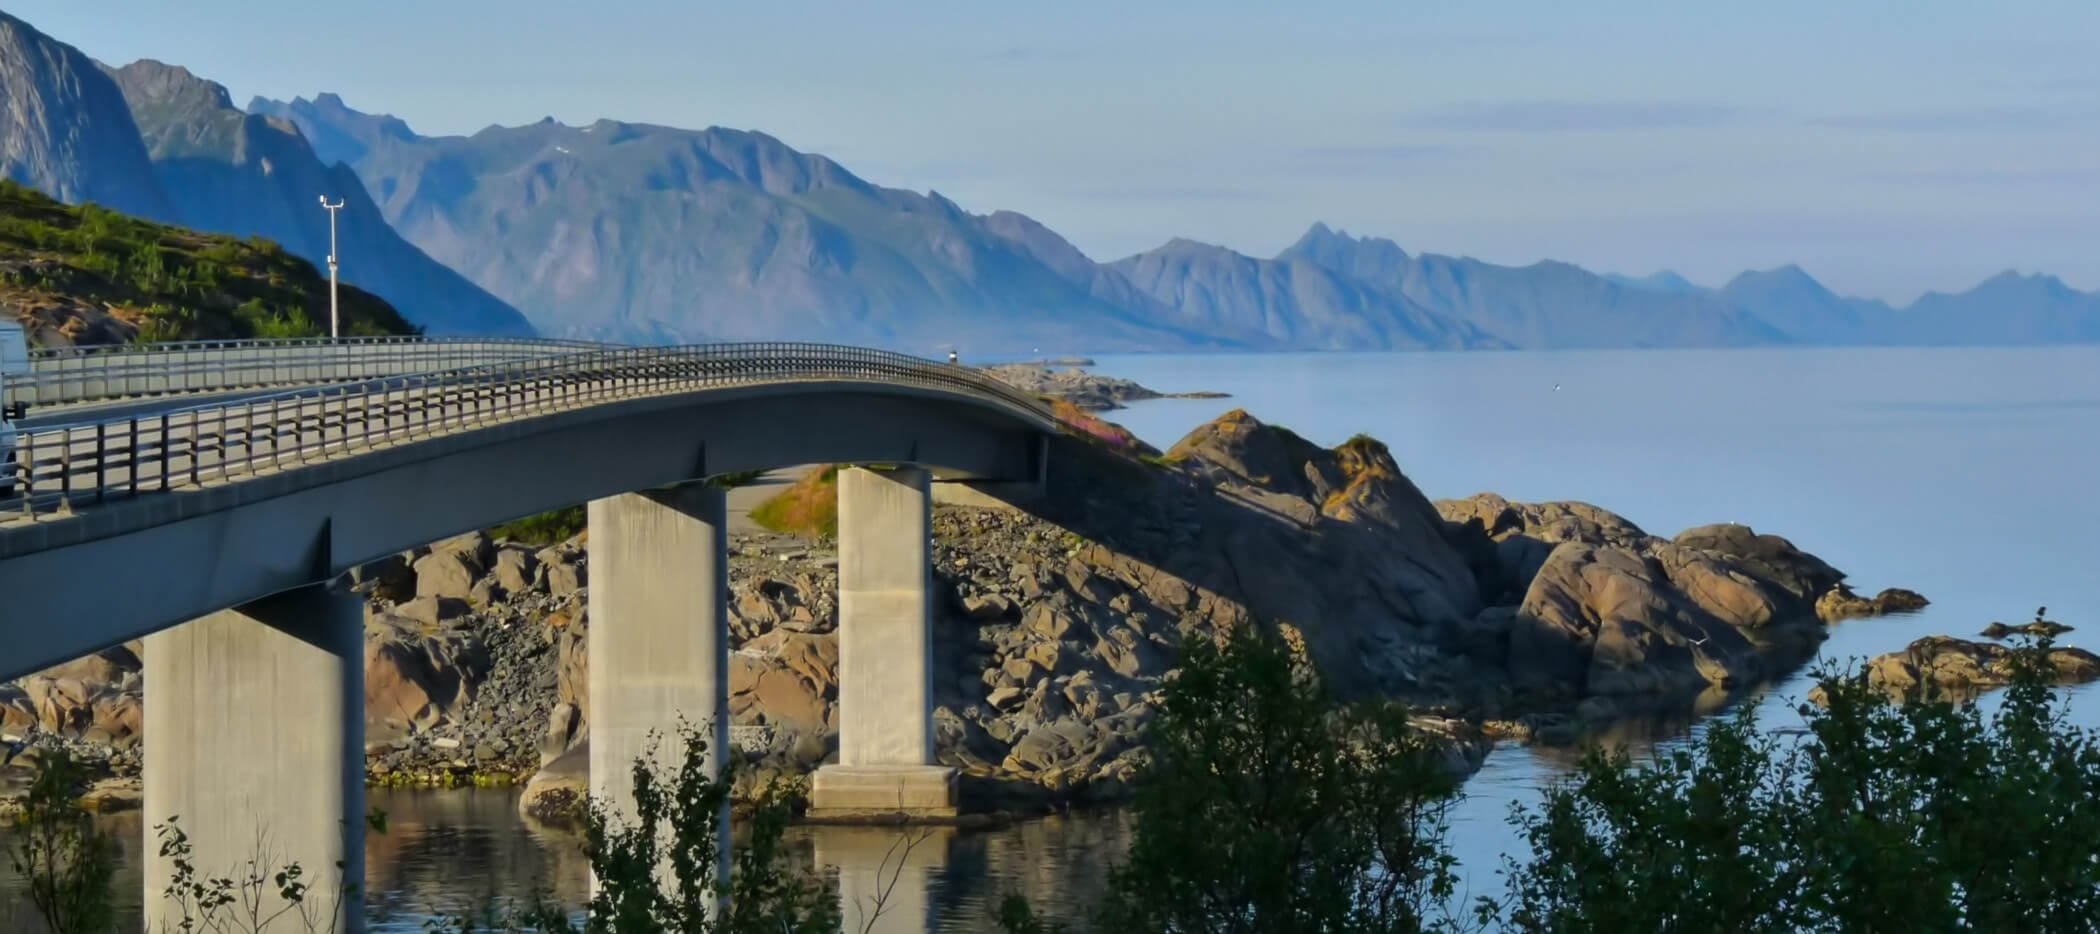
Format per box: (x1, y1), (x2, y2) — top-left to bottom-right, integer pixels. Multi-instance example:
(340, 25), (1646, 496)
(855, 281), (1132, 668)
(1813, 635), (2100, 704)
(3, 406), (1909, 811)
(982, 362), (1227, 411)
(1817, 584), (1932, 621)
(1434, 495), (1885, 709)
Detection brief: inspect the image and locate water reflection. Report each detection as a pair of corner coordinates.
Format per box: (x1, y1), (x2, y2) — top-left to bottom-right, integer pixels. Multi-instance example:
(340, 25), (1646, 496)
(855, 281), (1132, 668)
(0, 792), (1127, 933)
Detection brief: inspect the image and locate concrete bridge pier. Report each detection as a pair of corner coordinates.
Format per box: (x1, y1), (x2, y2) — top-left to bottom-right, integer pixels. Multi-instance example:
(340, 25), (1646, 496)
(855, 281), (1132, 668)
(143, 583), (365, 932)
(586, 483), (731, 875)
(810, 466), (958, 819)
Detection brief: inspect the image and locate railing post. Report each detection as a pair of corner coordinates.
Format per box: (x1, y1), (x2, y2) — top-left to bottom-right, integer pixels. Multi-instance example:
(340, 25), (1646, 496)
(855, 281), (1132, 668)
(16, 432), (34, 519)
(126, 418), (139, 498)
(57, 429), (72, 512)
(94, 422), (107, 505)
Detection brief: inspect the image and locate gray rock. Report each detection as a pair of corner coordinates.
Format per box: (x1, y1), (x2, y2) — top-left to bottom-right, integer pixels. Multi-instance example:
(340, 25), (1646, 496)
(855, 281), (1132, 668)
(492, 547), (538, 595)
(963, 593), (1012, 620)
(987, 685), (1025, 711)
(395, 596), (468, 628)
(414, 552), (480, 601)
(544, 555), (585, 596)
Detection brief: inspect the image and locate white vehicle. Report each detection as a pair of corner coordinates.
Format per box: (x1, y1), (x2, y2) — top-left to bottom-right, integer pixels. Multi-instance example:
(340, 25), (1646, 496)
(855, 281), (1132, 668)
(0, 319), (24, 497)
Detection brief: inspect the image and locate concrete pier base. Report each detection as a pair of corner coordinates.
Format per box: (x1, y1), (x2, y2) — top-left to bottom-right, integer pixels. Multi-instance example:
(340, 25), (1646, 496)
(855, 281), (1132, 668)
(811, 467), (957, 818)
(144, 583), (364, 933)
(587, 484), (730, 875)
(809, 765), (960, 819)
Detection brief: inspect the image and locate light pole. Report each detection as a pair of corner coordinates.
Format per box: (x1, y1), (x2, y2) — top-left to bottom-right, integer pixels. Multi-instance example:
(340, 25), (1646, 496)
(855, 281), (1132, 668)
(318, 195), (345, 338)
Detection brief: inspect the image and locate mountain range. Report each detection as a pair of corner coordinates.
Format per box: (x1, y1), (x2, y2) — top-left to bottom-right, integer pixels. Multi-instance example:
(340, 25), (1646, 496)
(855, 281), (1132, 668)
(5, 8), (2096, 352)
(0, 12), (531, 336)
(245, 91), (2100, 353)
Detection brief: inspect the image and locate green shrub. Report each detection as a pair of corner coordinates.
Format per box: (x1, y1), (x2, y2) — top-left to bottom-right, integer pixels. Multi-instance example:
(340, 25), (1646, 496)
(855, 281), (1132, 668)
(1492, 639), (2100, 930)
(488, 505), (587, 546)
(1000, 625), (1469, 933)
(748, 467), (841, 538)
(7, 751), (117, 934)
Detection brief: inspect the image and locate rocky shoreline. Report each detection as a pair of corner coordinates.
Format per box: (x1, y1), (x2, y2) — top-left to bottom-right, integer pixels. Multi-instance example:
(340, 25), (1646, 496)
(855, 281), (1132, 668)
(3, 405), (1930, 822)
(982, 361), (1228, 411)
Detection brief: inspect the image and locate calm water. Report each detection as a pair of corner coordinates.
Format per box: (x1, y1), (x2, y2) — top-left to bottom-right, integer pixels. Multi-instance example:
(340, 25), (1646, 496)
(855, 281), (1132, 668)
(6, 347), (2097, 931)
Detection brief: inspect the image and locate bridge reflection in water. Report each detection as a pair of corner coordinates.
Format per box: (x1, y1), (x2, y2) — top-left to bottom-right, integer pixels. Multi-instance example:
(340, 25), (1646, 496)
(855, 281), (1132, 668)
(0, 790), (1131, 933)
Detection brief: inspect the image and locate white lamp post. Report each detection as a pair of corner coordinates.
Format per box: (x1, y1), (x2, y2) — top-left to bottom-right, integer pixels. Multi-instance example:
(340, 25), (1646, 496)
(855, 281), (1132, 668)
(318, 195), (345, 338)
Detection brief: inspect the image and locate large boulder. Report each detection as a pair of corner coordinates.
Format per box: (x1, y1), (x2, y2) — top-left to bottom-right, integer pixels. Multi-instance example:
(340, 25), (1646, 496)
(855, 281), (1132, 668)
(1154, 410), (1484, 693)
(518, 741), (589, 829)
(364, 620), (488, 741)
(727, 630), (838, 758)
(1671, 524), (1844, 607)
(413, 551), (481, 601)
(1510, 543), (1763, 699)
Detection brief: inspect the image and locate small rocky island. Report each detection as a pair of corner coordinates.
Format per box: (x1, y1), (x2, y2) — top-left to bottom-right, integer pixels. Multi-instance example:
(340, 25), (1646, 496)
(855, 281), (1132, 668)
(1813, 633), (2099, 706)
(982, 361), (1228, 411)
(2, 399), (1935, 819)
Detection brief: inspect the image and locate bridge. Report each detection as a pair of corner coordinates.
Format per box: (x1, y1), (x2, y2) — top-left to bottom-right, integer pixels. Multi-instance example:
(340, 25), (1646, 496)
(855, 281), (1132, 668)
(0, 337), (1060, 930)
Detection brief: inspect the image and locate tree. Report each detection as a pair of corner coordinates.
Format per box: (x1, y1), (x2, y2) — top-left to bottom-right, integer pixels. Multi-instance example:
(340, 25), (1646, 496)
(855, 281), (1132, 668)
(1010, 624), (1469, 934)
(1494, 638), (2100, 931)
(437, 720), (841, 933)
(8, 750), (117, 934)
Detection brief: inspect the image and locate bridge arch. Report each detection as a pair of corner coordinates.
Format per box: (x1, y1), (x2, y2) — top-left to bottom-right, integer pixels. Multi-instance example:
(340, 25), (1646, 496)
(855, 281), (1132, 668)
(0, 342), (1056, 930)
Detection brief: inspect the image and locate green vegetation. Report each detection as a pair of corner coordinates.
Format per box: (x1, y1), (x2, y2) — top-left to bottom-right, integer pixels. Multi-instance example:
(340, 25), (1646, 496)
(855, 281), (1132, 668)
(998, 625), (1468, 933)
(432, 723), (840, 932)
(487, 473), (766, 545)
(709, 470), (766, 489)
(7, 751), (116, 934)
(0, 180), (416, 343)
(15, 727), (840, 933)
(748, 467), (842, 539)
(488, 506), (588, 547)
(17, 622), (2100, 931)
(1497, 640), (2100, 930)
(996, 629), (2100, 932)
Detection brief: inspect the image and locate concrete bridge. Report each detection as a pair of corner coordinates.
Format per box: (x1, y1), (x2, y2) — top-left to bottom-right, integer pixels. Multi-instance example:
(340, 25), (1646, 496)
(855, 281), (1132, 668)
(0, 338), (1059, 930)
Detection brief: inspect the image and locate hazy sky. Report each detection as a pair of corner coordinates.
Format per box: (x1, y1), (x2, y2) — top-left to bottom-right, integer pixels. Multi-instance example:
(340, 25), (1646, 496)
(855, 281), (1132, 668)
(20, 0), (2100, 301)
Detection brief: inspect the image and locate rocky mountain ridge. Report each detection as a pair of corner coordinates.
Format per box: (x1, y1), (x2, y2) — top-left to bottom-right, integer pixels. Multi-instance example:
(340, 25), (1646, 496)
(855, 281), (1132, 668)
(0, 12), (533, 338)
(256, 92), (2100, 352)
(6, 2), (2091, 353)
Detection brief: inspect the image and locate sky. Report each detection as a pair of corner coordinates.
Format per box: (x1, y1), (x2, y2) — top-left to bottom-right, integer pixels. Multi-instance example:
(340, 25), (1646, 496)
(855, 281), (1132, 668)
(17, 0), (2100, 302)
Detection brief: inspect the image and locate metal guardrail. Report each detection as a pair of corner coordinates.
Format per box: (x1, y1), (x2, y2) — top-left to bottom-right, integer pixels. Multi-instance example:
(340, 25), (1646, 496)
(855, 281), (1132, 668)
(10, 337), (608, 409)
(3, 342), (1054, 521)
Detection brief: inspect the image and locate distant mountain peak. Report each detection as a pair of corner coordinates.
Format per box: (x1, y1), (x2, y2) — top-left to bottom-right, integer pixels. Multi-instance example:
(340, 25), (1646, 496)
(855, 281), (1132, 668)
(1604, 270), (1702, 294)
(109, 59), (234, 111)
(1724, 264), (1824, 292)
(1983, 268), (2054, 286)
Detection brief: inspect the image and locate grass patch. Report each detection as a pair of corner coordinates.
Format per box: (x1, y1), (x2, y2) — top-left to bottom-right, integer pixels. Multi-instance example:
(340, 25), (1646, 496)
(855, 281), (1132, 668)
(748, 466), (842, 538)
(709, 469), (765, 488)
(0, 179), (417, 343)
(488, 505), (586, 546)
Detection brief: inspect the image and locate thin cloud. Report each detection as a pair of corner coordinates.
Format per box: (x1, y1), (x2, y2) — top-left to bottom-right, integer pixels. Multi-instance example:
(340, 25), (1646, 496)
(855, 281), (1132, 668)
(1294, 143), (1480, 162)
(1400, 100), (1743, 131)
(1063, 185), (1261, 202)
(1808, 107), (2070, 132)
(1283, 143), (1481, 177)
(1862, 167), (2100, 186)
